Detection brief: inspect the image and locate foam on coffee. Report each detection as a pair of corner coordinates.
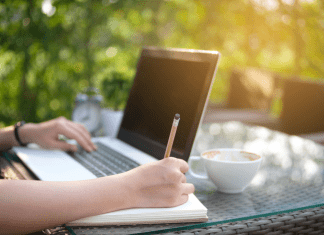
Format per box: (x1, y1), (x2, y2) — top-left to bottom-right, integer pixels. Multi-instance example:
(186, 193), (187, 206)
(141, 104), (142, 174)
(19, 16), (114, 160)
(202, 150), (260, 162)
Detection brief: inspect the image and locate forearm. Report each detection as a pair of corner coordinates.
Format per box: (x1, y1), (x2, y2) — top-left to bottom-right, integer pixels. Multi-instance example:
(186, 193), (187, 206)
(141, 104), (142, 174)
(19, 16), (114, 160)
(0, 174), (132, 235)
(0, 126), (19, 151)
(0, 123), (36, 151)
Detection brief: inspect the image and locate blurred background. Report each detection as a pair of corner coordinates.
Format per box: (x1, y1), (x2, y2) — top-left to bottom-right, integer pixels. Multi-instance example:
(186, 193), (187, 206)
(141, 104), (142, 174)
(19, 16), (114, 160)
(0, 0), (323, 128)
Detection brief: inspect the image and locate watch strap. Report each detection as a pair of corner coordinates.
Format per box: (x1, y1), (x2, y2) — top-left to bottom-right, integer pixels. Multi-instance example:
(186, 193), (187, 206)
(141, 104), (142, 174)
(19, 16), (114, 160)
(14, 121), (28, 146)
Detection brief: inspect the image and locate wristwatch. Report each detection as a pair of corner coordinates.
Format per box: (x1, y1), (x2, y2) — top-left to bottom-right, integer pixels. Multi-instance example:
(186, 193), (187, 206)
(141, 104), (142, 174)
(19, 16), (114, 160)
(14, 121), (28, 146)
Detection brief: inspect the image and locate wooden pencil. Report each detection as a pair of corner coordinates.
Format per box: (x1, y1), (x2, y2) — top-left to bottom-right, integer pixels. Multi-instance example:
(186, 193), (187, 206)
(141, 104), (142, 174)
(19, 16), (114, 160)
(164, 114), (180, 158)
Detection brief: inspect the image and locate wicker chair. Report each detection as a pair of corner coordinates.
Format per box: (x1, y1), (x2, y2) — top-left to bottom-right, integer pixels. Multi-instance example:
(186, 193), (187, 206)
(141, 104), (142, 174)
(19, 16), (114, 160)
(203, 68), (280, 130)
(279, 77), (324, 144)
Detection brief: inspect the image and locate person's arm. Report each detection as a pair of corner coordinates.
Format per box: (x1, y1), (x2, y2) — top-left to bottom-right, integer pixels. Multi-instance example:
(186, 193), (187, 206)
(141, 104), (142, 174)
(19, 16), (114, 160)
(0, 125), (20, 150)
(0, 117), (96, 152)
(0, 157), (194, 235)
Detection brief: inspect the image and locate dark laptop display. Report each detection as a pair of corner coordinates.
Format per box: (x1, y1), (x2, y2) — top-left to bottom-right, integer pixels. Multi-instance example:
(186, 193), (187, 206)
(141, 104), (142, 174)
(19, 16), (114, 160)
(118, 47), (220, 161)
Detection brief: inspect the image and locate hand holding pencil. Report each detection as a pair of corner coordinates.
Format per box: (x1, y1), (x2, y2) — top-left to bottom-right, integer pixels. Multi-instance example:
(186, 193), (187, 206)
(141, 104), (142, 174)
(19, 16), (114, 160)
(126, 113), (195, 208)
(164, 114), (180, 158)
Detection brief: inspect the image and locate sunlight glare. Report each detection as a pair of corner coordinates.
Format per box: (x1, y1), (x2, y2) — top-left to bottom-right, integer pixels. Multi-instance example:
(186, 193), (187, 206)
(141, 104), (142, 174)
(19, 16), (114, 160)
(42, 0), (56, 17)
(251, 171), (266, 186)
(303, 159), (319, 180)
(282, 0), (294, 5)
(106, 47), (118, 58)
(252, 0), (279, 11)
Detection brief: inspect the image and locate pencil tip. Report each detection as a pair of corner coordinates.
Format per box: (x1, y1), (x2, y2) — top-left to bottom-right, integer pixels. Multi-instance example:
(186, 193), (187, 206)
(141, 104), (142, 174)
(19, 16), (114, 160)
(175, 113), (180, 120)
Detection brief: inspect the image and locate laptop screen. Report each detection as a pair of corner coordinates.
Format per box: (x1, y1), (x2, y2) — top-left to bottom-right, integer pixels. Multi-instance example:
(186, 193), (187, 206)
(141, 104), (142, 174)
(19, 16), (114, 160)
(118, 47), (220, 161)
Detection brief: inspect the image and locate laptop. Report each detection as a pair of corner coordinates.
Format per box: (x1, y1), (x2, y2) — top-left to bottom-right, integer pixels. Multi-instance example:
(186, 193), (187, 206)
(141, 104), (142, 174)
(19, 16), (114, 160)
(12, 47), (220, 181)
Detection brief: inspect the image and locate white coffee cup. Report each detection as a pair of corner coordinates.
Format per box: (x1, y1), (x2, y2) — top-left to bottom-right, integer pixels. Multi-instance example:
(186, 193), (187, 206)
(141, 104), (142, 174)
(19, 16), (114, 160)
(188, 149), (262, 194)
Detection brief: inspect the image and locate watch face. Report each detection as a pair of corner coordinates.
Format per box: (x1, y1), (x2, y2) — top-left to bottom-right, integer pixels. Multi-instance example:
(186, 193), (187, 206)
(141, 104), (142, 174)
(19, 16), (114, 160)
(72, 101), (101, 133)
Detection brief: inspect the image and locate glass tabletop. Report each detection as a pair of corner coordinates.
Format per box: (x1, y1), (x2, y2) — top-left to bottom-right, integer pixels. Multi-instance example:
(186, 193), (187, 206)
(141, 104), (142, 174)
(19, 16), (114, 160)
(69, 121), (324, 235)
(185, 121), (324, 226)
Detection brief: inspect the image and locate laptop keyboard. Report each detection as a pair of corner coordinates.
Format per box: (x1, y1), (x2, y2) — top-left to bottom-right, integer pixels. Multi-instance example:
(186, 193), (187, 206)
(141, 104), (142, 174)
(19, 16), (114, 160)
(71, 142), (140, 177)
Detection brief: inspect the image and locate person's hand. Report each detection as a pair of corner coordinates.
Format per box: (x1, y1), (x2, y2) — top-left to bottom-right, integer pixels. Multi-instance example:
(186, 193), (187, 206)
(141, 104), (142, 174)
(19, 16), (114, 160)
(20, 117), (97, 152)
(122, 157), (195, 208)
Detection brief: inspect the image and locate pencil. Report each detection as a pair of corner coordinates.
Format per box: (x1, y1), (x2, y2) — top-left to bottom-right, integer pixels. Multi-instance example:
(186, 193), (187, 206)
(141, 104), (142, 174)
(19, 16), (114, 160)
(164, 114), (180, 158)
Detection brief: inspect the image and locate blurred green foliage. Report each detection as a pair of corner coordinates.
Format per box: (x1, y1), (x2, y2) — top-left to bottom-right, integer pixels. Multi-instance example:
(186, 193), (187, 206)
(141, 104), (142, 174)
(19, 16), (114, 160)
(101, 71), (131, 111)
(0, 0), (323, 127)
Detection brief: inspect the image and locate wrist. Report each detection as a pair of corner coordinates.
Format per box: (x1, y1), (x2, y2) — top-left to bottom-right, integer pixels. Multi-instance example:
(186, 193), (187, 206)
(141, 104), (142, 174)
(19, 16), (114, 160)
(14, 121), (29, 146)
(121, 174), (138, 209)
(96, 173), (137, 214)
(119, 172), (140, 208)
(18, 123), (37, 145)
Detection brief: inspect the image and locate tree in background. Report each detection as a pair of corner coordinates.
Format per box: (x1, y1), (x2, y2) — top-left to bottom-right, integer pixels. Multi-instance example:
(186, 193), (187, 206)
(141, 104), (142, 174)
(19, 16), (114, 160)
(0, 0), (323, 126)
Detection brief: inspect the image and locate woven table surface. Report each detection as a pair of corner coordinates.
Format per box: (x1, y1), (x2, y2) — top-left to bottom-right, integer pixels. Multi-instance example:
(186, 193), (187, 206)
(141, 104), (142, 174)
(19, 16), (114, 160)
(2, 121), (324, 234)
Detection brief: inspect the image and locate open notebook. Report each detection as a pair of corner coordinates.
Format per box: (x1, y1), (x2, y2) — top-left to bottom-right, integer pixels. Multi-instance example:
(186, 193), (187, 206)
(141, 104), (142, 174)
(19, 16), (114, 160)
(13, 47), (220, 226)
(67, 194), (207, 226)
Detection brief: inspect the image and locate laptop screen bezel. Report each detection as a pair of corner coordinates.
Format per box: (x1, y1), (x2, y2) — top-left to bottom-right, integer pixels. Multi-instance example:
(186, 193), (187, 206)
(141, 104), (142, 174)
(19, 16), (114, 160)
(117, 47), (220, 162)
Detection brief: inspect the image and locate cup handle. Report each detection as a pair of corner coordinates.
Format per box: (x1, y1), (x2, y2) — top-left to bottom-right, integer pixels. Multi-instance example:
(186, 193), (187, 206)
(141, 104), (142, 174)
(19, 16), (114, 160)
(188, 156), (208, 180)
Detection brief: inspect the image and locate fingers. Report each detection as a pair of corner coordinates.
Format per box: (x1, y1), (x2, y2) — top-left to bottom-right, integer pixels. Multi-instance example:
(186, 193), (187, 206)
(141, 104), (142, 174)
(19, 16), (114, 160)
(173, 190), (195, 207)
(130, 157), (195, 209)
(164, 157), (189, 174)
(178, 194), (189, 206)
(174, 158), (189, 174)
(179, 161), (189, 174)
(170, 184), (194, 207)
(57, 118), (96, 152)
(162, 157), (194, 196)
(49, 141), (78, 152)
(181, 183), (195, 195)
(180, 173), (187, 183)
(68, 122), (96, 151)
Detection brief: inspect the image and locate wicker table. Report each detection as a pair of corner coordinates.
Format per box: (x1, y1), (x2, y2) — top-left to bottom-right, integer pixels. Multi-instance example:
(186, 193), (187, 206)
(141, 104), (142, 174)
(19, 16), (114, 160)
(2, 121), (324, 234)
